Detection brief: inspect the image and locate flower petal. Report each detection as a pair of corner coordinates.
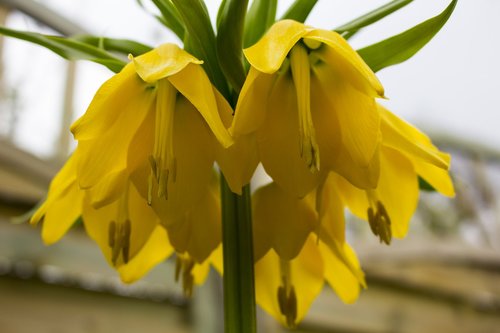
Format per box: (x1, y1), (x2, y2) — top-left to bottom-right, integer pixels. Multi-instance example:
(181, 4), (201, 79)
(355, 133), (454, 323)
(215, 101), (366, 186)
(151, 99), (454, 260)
(257, 73), (322, 197)
(255, 236), (324, 326)
(313, 64), (380, 168)
(311, 77), (380, 189)
(168, 63), (233, 148)
(149, 96), (216, 221)
(165, 172), (221, 263)
(75, 86), (155, 192)
(231, 67), (275, 137)
(414, 158), (455, 197)
(118, 225), (173, 283)
(252, 182), (317, 261)
(214, 87), (259, 194)
(380, 105), (450, 169)
(319, 241), (364, 304)
(132, 43), (202, 83)
(71, 64), (153, 140)
(244, 20), (311, 74)
(82, 182), (159, 267)
(306, 29), (384, 97)
(41, 180), (84, 245)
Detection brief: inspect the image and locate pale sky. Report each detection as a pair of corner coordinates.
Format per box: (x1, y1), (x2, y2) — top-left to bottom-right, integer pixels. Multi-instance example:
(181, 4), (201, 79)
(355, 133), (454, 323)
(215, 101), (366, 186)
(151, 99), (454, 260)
(2, 0), (499, 158)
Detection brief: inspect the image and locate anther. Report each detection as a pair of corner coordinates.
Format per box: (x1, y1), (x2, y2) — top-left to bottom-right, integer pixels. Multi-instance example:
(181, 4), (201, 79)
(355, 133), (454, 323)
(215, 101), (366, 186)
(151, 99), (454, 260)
(175, 254), (196, 297)
(366, 200), (392, 245)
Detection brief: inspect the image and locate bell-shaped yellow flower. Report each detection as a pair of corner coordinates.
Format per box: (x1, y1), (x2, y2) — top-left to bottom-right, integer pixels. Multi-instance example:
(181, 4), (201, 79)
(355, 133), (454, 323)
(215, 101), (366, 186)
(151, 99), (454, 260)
(30, 153), (172, 282)
(231, 20), (384, 197)
(70, 43), (236, 218)
(335, 105), (454, 243)
(252, 174), (365, 327)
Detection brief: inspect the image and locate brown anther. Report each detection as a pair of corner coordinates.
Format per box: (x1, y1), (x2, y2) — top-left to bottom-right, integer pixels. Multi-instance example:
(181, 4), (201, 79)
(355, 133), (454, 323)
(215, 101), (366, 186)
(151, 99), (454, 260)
(276, 285), (297, 328)
(175, 254), (196, 297)
(108, 221), (116, 248)
(366, 201), (392, 245)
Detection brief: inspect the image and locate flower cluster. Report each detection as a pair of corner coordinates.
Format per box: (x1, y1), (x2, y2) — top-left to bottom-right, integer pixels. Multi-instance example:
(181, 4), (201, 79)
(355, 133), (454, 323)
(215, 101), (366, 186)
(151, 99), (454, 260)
(31, 20), (453, 327)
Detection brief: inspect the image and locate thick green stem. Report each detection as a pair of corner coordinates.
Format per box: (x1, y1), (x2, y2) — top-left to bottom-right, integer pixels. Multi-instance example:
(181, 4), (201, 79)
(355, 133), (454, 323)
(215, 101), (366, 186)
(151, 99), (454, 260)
(220, 176), (256, 333)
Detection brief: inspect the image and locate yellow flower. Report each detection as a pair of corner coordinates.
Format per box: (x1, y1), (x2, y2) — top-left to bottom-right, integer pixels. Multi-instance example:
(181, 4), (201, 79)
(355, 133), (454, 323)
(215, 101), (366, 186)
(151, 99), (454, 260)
(30, 153), (172, 283)
(69, 43), (244, 262)
(70, 43), (234, 216)
(252, 175), (365, 327)
(335, 105), (454, 243)
(231, 20), (385, 197)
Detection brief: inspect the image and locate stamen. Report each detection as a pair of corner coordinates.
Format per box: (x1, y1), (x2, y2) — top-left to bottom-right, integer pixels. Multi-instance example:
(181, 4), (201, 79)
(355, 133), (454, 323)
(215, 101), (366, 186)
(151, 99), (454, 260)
(175, 253), (196, 297)
(365, 194), (392, 245)
(148, 79), (178, 201)
(290, 43), (320, 173)
(277, 259), (297, 328)
(108, 185), (132, 265)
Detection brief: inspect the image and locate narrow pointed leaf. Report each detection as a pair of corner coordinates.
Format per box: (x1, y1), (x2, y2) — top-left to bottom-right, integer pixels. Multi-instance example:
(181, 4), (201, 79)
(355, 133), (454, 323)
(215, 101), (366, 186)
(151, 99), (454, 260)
(357, 0), (457, 73)
(217, 0), (249, 92)
(281, 0), (318, 23)
(335, 0), (413, 34)
(0, 26), (125, 72)
(150, 0), (185, 40)
(171, 0), (228, 95)
(244, 0), (277, 48)
(74, 36), (152, 56)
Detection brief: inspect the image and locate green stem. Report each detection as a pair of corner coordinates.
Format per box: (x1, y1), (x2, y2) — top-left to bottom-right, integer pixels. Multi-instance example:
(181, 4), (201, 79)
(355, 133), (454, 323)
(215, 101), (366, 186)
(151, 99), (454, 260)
(220, 176), (256, 333)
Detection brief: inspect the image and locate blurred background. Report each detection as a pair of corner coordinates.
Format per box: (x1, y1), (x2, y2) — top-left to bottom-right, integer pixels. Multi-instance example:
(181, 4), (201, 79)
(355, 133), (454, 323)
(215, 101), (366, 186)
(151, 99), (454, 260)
(0, 0), (499, 332)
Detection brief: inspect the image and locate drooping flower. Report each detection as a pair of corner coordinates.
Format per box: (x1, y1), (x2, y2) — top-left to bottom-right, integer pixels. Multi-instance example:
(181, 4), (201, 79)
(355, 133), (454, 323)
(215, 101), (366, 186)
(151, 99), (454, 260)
(231, 20), (385, 197)
(69, 43), (248, 262)
(30, 153), (172, 282)
(334, 105), (454, 243)
(70, 43), (236, 216)
(252, 175), (365, 327)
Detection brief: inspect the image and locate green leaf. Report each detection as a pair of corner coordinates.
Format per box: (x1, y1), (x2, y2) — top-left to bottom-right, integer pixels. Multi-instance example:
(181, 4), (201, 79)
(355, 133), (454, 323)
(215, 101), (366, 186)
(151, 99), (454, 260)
(335, 0), (414, 34)
(149, 0), (185, 40)
(281, 0), (318, 23)
(216, 0), (249, 93)
(74, 36), (152, 57)
(171, 0), (228, 95)
(357, 0), (457, 73)
(244, 0), (277, 48)
(0, 26), (126, 72)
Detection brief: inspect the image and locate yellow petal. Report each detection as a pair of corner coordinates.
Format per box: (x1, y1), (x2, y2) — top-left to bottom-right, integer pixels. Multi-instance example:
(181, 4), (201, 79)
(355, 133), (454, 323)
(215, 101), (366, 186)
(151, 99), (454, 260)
(165, 172), (221, 263)
(82, 182), (159, 268)
(313, 64), (380, 168)
(214, 87), (259, 194)
(319, 241), (364, 304)
(255, 236), (324, 326)
(41, 180), (84, 245)
(316, 174), (345, 244)
(257, 73), (322, 197)
(209, 245), (223, 275)
(71, 63), (153, 140)
(380, 105), (450, 169)
(148, 96), (216, 221)
(118, 226), (173, 283)
(244, 20), (311, 74)
(378, 147), (419, 238)
(75, 85), (156, 193)
(306, 29), (384, 97)
(337, 148), (419, 239)
(231, 67), (275, 137)
(31, 153), (79, 225)
(413, 158), (455, 197)
(168, 63), (233, 148)
(252, 182), (318, 261)
(132, 43), (203, 83)
(311, 77), (380, 189)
